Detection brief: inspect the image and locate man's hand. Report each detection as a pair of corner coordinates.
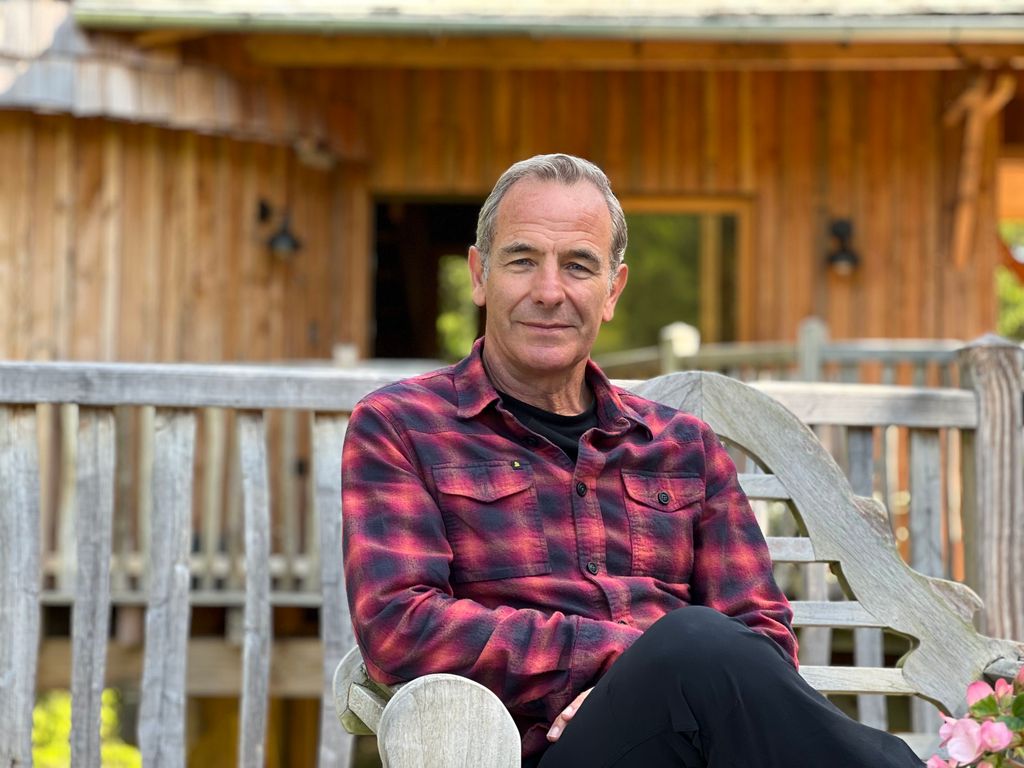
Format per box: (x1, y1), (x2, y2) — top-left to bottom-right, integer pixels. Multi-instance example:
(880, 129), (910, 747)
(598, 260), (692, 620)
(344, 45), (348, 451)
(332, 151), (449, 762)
(546, 688), (593, 742)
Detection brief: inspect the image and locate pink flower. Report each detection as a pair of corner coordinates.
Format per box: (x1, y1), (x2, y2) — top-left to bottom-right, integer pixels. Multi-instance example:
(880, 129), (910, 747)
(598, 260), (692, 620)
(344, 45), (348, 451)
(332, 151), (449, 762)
(995, 678), (1014, 703)
(979, 720), (1013, 751)
(967, 680), (995, 706)
(945, 717), (984, 764)
(926, 757), (956, 768)
(939, 716), (959, 747)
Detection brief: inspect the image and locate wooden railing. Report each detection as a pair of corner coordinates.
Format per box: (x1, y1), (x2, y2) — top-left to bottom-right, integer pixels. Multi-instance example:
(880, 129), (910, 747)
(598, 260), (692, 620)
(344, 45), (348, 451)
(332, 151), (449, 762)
(1, 337), (1021, 765)
(598, 317), (966, 385)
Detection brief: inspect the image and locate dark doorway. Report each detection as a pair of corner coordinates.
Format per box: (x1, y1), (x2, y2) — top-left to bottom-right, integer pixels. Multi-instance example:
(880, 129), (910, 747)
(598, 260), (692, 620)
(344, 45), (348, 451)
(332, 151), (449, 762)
(372, 201), (481, 359)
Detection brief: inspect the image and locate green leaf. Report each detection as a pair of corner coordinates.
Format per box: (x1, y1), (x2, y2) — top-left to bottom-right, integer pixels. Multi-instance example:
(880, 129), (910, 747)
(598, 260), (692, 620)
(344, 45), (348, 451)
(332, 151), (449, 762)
(971, 694), (1001, 718)
(997, 714), (1024, 731)
(1013, 693), (1024, 719)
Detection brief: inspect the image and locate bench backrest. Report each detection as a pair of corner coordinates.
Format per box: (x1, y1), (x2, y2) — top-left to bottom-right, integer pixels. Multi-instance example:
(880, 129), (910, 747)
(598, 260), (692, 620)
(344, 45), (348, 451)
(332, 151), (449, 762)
(635, 372), (1023, 752)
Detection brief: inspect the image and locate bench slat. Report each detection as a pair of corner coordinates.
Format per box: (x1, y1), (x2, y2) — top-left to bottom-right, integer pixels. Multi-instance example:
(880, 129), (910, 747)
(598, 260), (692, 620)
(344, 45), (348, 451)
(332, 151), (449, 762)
(238, 412), (272, 768)
(799, 666), (914, 695)
(314, 414), (357, 768)
(765, 537), (815, 562)
(138, 409), (195, 768)
(70, 408), (116, 767)
(738, 473), (789, 499)
(0, 406), (41, 766)
(790, 601), (883, 628)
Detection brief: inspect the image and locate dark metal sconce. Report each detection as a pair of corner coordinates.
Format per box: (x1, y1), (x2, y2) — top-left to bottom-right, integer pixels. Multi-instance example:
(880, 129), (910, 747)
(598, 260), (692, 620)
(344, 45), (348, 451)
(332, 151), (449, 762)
(826, 218), (859, 276)
(258, 198), (302, 260)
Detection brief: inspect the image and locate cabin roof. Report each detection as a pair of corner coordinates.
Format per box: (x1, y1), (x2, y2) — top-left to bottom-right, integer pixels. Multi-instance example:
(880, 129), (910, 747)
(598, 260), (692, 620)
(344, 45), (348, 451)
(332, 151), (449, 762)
(73, 0), (1024, 40)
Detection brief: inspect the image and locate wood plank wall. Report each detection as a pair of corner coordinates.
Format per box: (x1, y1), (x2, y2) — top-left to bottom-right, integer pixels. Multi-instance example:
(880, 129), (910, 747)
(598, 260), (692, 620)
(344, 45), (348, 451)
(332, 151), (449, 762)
(0, 113), (359, 363)
(0, 67), (1004, 362)
(330, 67), (1001, 344)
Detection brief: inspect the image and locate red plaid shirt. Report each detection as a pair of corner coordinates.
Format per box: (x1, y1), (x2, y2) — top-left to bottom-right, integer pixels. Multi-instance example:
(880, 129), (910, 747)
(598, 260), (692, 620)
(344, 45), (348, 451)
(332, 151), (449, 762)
(342, 339), (796, 759)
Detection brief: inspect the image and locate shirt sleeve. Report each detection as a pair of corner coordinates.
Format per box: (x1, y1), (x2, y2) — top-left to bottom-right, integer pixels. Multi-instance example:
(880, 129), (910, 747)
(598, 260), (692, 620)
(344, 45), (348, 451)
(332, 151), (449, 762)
(341, 398), (642, 720)
(690, 423), (800, 667)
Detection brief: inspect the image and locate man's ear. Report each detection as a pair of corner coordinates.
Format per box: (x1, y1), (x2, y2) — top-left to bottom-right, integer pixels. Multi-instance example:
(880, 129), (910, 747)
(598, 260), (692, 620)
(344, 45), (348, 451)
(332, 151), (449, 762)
(468, 246), (487, 308)
(602, 262), (628, 323)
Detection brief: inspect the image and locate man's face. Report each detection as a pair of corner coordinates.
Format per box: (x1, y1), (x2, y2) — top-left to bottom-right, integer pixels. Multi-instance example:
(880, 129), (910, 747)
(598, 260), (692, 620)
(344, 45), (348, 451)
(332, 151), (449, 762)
(468, 178), (627, 379)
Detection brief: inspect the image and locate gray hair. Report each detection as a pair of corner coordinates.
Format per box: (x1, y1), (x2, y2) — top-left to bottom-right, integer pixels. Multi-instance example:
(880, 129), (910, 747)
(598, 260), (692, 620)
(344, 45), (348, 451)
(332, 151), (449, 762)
(475, 154), (627, 284)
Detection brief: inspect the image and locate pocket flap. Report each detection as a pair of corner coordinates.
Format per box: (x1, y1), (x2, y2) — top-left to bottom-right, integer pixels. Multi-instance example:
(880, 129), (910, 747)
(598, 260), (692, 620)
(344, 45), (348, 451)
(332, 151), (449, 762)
(622, 471), (704, 512)
(433, 462), (534, 503)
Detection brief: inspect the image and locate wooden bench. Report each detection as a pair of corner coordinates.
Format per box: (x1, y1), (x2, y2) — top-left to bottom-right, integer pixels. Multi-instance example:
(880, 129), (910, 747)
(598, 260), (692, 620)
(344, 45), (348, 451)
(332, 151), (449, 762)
(1, 358), (1021, 767)
(334, 370), (1024, 767)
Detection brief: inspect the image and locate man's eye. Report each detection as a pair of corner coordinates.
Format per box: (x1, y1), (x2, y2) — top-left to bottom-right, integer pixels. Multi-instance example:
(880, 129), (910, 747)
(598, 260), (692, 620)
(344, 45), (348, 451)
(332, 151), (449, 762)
(566, 262), (593, 273)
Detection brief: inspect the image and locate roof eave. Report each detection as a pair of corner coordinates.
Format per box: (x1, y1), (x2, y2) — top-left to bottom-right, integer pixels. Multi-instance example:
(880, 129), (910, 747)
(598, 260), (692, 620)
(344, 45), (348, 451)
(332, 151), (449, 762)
(70, 11), (1024, 43)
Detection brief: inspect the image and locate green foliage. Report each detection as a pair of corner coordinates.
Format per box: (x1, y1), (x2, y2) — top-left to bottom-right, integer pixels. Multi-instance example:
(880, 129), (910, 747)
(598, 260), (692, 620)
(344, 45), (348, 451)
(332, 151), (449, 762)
(997, 222), (1024, 341)
(33, 689), (141, 768)
(436, 254), (478, 362)
(593, 214), (709, 355)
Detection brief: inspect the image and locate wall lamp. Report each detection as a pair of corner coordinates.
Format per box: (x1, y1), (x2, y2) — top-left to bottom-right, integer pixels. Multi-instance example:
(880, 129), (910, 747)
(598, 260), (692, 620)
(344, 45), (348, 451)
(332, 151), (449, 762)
(826, 218), (859, 276)
(258, 199), (302, 260)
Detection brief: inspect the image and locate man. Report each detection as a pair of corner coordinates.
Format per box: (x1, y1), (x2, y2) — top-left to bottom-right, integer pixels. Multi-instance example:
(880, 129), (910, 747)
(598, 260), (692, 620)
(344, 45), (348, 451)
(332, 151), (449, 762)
(342, 154), (923, 767)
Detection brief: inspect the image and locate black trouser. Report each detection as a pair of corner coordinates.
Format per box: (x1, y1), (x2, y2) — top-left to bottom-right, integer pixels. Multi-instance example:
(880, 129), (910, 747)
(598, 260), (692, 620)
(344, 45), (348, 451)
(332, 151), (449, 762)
(528, 606), (924, 768)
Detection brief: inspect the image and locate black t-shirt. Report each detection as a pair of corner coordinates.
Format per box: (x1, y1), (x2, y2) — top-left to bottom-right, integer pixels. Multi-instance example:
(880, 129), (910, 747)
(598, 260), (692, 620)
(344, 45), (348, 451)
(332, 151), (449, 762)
(498, 391), (598, 463)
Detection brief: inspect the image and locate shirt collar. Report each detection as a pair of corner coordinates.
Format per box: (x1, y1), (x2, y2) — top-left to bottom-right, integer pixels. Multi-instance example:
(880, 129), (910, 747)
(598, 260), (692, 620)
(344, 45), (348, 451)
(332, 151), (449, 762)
(454, 337), (653, 438)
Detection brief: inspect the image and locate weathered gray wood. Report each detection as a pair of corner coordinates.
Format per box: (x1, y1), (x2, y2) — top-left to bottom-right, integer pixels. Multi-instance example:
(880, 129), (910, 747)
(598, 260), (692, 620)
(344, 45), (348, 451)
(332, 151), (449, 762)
(797, 316), (828, 381)
(909, 430), (943, 580)
(70, 408), (117, 768)
(58, 403), (79, 590)
(958, 336), (1024, 642)
(377, 675), (521, 768)
(753, 381), (976, 429)
(138, 409), (196, 768)
(0, 406), (41, 767)
(765, 536), (816, 562)
(798, 666), (914, 695)
(634, 372), (1022, 718)
(737, 473), (789, 499)
(335, 647), (379, 735)
(799, 563), (833, 666)
(846, 426), (888, 729)
(314, 414), (357, 768)
(238, 412), (272, 768)
(0, 361), (399, 410)
(789, 601), (882, 627)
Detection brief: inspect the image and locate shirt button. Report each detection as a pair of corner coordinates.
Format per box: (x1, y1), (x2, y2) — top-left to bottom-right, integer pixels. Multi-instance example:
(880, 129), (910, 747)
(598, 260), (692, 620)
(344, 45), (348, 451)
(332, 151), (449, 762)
(586, 561), (599, 575)
(657, 491), (670, 505)
(576, 482), (587, 497)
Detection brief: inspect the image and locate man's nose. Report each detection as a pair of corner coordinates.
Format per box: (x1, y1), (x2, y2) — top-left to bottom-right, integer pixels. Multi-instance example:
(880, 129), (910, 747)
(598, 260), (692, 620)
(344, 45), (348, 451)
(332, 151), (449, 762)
(530, 263), (565, 305)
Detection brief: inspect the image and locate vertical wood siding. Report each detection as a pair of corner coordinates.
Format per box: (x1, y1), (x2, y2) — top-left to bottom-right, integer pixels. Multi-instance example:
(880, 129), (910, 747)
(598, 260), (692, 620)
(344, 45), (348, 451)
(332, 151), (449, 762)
(0, 67), (1003, 361)
(338, 67), (999, 344)
(0, 114), (352, 363)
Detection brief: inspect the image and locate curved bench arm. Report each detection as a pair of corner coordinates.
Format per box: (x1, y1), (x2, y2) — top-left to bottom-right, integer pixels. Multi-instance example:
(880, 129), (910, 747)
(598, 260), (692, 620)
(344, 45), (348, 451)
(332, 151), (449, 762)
(333, 648), (521, 768)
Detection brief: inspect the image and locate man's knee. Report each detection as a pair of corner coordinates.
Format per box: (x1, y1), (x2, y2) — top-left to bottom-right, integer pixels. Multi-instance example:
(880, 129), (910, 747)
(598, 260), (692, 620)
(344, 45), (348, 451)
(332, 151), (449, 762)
(625, 606), (783, 680)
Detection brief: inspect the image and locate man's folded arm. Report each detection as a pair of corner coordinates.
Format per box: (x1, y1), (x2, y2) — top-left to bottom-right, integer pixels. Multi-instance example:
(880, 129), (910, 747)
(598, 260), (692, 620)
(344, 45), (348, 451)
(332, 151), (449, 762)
(690, 424), (799, 666)
(341, 399), (642, 718)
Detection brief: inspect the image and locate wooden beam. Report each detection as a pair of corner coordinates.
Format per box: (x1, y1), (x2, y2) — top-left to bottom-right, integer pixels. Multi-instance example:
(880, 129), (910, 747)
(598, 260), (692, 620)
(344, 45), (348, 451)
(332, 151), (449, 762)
(243, 36), (1024, 70)
(944, 72), (1016, 270)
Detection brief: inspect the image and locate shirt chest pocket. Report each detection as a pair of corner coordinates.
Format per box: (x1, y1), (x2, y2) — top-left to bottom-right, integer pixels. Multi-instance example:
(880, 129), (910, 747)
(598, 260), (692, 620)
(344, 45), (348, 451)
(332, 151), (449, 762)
(622, 471), (704, 581)
(433, 461), (551, 583)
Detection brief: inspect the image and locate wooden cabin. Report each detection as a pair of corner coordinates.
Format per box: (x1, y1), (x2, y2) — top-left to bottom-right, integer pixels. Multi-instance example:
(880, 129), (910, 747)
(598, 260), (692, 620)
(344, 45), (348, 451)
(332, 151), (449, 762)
(3, 1), (1024, 764)
(1, 0), (1024, 367)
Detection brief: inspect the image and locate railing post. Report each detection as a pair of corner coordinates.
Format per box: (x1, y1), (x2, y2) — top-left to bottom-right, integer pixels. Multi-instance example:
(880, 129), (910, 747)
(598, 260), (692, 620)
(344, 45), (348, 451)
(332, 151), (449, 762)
(958, 335), (1024, 641)
(797, 317), (828, 381)
(658, 322), (700, 374)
